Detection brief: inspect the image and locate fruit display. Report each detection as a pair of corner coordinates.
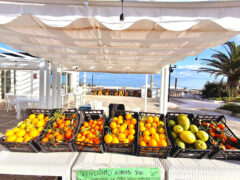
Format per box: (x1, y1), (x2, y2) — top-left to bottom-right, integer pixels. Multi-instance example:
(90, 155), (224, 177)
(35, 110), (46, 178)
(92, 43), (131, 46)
(4, 113), (48, 143)
(38, 110), (78, 152)
(138, 115), (168, 147)
(167, 112), (212, 158)
(74, 116), (104, 152)
(103, 111), (138, 155)
(169, 114), (210, 150)
(137, 113), (171, 158)
(195, 115), (240, 160)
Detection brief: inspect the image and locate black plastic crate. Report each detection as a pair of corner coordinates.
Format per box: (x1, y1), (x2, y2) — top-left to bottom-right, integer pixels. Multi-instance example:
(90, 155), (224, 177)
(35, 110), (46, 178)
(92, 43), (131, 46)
(73, 110), (106, 153)
(108, 104), (125, 119)
(137, 112), (171, 158)
(166, 112), (212, 159)
(103, 110), (139, 155)
(36, 109), (79, 152)
(0, 109), (52, 152)
(194, 114), (240, 160)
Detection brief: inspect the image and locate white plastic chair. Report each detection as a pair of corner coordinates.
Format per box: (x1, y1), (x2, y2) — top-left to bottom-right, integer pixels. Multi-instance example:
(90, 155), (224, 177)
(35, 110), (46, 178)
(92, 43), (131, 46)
(6, 94), (16, 112)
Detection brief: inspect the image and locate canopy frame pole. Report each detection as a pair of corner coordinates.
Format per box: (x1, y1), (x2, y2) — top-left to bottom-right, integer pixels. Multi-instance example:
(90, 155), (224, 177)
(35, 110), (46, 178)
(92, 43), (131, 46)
(10, 70), (14, 94)
(159, 65), (170, 115)
(83, 72), (86, 105)
(39, 61), (45, 108)
(51, 64), (57, 108)
(45, 62), (51, 109)
(144, 74), (148, 112)
(56, 66), (62, 108)
(3, 70), (6, 99)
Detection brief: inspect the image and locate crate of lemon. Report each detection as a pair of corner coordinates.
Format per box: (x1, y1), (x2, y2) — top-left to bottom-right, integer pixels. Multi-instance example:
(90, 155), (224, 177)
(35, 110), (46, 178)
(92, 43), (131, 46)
(73, 110), (106, 153)
(103, 110), (139, 155)
(166, 112), (212, 159)
(137, 112), (171, 158)
(0, 109), (52, 152)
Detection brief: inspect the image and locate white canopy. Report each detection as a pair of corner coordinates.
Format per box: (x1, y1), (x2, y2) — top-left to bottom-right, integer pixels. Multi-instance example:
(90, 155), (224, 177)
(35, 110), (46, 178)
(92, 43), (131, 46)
(0, 0), (240, 73)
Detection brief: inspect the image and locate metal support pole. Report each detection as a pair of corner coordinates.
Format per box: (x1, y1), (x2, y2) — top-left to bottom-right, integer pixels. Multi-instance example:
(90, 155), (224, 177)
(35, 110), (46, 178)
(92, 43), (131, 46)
(39, 61), (45, 108)
(52, 64), (57, 108)
(83, 72), (86, 105)
(159, 68), (165, 114)
(65, 73), (68, 93)
(56, 67), (62, 108)
(163, 65), (170, 115)
(45, 62), (51, 109)
(144, 74), (148, 112)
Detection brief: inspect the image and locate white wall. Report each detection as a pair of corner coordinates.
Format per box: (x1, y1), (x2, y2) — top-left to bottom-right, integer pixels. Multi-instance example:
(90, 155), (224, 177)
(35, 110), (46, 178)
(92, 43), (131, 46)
(16, 70), (39, 95)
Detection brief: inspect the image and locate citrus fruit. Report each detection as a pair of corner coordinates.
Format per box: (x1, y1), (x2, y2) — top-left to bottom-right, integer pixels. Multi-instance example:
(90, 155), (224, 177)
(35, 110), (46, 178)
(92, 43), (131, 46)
(29, 129), (39, 138)
(153, 116), (159, 123)
(128, 135), (134, 142)
(37, 114), (45, 120)
(123, 139), (129, 143)
(5, 130), (14, 137)
(146, 117), (153, 123)
(110, 122), (117, 129)
(118, 133), (126, 141)
(112, 137), (119, 143)
(15, 129), (26, 137)
(112, 128), (118, 135)
(149, 127), (156, 135)
(6, 135), (17, 142)
(143, 130), (150, 137)
(104, 134), (112, 143)
(23, 137), (32, 142)
(139, 140), (146, 146)
(29, 114), (36, 119)
(36, 120), (45, 128)
(125, 114), (132, 120)
(128, 129), (135, 135)
(119, 126), (125, 133)
(149, 139), (158, 147)
(131, 118), (137, 125)
(15, 137), (24, 142)
(117, 118), (123, 125)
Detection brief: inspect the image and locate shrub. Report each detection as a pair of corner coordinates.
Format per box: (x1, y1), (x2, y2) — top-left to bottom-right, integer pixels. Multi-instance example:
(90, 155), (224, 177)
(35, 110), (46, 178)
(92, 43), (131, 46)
(219, 103), (240, 114)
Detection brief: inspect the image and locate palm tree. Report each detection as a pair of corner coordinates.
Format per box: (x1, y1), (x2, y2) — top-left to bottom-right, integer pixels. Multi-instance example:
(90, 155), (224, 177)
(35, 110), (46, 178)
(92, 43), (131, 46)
(197, 41), (240, 97)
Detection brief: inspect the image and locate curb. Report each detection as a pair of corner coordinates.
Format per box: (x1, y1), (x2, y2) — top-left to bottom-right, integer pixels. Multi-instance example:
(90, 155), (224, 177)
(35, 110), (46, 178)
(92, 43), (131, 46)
(215, 109), (240, 118)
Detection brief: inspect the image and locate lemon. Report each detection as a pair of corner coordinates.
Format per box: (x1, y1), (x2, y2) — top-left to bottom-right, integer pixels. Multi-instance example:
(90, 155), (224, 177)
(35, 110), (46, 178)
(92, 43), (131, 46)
(31, 118), (38, 125)
(13, 127), (20, 133)
(37, 127), (43, 132)
(29, 114), (36, 120)
(15, 137), (24, 142)
(5, 130), (14, 137)
(20, 123), (27, 129)
(29, 128), (39, 138)
(37, 114), (45, 120)
(36, 120), (45, 128)
(26, 124), (34, 132)
(15, 129), (26, 137)
(6, 135), (17, 142)
(23, 137), (32, 142)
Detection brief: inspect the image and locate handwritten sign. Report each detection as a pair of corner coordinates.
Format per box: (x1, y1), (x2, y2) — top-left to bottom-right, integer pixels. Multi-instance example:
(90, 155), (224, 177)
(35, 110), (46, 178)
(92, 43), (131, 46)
(77, 167), (161, 180)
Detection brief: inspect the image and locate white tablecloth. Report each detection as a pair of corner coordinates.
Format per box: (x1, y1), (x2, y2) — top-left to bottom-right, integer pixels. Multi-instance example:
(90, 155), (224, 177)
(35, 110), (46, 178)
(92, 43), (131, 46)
(0, 151), (79, 180)
(160, 157), (240, 180)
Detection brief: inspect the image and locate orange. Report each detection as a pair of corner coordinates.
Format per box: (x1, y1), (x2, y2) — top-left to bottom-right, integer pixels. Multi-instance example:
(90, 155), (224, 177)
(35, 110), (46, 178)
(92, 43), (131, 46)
(152, 122), (158, 128)
(139, 121), (144, 127)
(128, 135), (134, 142)
(118, 115), (123, 120)
(123, 139), (129, 143)
(140, 126), (146, 132)
(46, 134), (53, 139)
(87, 133), (93, 139)
(149, 139), (158, 147)
(119, 126), (125, 133)
(146, 117), (153, 123)
(143, 135), (150, 143)
(94, 125), (100, 131)
(118, 133), (126, 141)
(112, 128), (118, 135)
(110, 122), (117, 129)
(29, 114), (36, 120)
(158, 139), (167, 147)
(104, 134), (112, 143)
(158, 121), (165, 127)
(56, 134), (64, 141)
(37, 127), (44, 132)
(59, 123), (65, 129)
(37, 114), (44, 120)
(139, 140), (146, 146)
(126, 113), (132, 120)
(82, 131), (88, 136)
(6, 135), (17, 142)
(122, 123), (128, 129)
(128, 129), (135, 135)
(153, 116), (159, 123)
(158, 128), (165, 134)
(143, 130), (150, 137)
(159, 134), (166, 140)
(112, 137), (119, 143)
(113, 117), (118, 122)
(131, 118), (137, 125)
(41, 137), (49, 142)
(145, 123), (151, 129)
(117, 118), (123, 125)
(65, 120), (71, 126)
(15, 129), (26, 137)
(153, 133), (160, 140)
(149, 127), (156, 135)
(94, 137), (101, 144)
(124, 129), (129, 136)
(128, 124), (135, 129)
(80, 136), (86, 142)
(31, 118), (38, 125)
